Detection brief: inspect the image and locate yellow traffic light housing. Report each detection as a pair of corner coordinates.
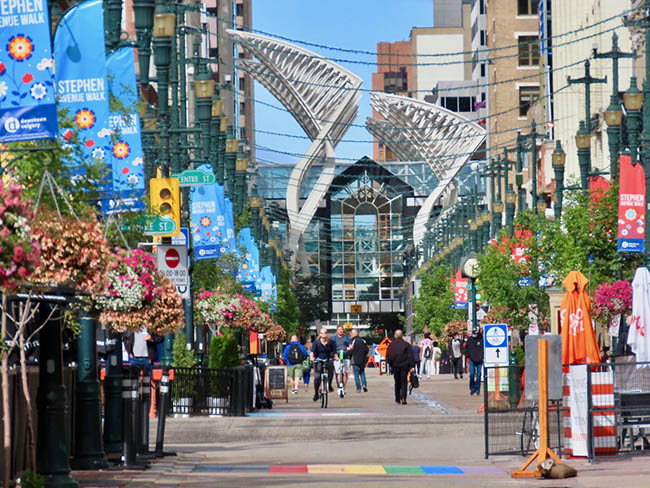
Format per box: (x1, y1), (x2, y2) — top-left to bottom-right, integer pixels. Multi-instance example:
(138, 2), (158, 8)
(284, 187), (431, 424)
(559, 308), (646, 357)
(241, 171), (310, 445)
(149, 177), (180, 236)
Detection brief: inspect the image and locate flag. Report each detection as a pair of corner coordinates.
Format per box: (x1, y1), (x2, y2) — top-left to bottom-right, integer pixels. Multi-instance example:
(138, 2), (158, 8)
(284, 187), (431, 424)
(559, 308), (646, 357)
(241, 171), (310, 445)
(473, 100), (486, 110)
(190, 165), (222, 260)
(629, 267), (650, 365)
(54, 0), (110, 185)
(0, 0), (58, 142)
(101, 46), (145, 213)
(257, 265), (276, 305)
(617, 153), (645, 253)
(454, 268), (468, 309)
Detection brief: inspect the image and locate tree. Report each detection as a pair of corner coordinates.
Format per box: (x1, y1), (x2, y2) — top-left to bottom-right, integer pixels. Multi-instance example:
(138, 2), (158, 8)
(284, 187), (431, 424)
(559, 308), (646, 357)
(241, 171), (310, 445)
(291, 270), (329, 325)
(273, 270), (300, 338)
(412, 265), (465, 335)
(191, 254), (243, 295)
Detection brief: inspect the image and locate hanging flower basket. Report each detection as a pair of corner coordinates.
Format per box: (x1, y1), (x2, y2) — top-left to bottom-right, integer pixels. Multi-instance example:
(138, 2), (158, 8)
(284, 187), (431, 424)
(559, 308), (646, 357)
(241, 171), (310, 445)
(0, 182), (40, 291)
(264, 323), (286, 342)
(444, 320), (467, 338)
(195, 289), (278, 333)
(31, 208), (110, 298)
(98, 248), (183, 334)
(592, 280), (632, 327)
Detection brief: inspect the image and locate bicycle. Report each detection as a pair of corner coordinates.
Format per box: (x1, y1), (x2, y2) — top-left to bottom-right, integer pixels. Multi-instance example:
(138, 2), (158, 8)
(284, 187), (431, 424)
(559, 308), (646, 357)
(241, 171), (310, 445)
(518, 404), (540, 457)
(314, 358), (332, 408)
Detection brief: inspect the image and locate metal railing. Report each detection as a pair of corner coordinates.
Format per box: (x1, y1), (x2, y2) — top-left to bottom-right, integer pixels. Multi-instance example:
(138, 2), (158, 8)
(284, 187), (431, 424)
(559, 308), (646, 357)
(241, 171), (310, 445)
(171, 367), (235, 416)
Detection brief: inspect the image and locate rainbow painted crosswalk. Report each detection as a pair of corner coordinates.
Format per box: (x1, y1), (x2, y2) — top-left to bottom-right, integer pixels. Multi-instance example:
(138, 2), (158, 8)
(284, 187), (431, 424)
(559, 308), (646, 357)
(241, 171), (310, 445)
(193, 464), (505, 476)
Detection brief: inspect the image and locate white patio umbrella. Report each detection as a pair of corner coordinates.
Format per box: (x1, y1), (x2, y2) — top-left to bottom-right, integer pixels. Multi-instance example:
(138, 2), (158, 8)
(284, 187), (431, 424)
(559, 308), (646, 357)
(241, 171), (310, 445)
(629, 267), (650, 365)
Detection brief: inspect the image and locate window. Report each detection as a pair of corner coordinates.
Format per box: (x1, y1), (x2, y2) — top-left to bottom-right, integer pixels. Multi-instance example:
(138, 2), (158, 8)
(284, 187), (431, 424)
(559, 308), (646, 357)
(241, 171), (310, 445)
(518, 36), (539, 66)
(236, 3), (244, 16)
(518, 0), (538, 15)
(480, 63), (486, 77)
(480, 0), (485, 14)
(480, 30), (486, 46)
(519, 86), (539, 117)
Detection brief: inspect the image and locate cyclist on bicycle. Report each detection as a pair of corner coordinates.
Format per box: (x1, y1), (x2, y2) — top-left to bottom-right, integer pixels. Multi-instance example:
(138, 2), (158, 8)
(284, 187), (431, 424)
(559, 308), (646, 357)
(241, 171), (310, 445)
(310, 327), (335, 402)
(332, 325), (351, 397)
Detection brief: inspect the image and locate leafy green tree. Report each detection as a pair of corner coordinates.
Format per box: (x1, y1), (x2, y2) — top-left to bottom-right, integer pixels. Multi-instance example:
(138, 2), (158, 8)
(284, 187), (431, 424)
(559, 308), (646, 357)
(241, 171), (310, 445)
(412, 265), (465, 335)
(274, 270), (300, 338)
(191, 254), (243, 295)
(291, 270), (329, 325)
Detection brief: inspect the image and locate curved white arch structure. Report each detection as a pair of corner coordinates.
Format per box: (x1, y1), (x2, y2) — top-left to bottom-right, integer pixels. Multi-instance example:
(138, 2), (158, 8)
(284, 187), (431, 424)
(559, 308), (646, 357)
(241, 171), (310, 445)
(227, 30), (362, 261)
(367, 92), (486, 249)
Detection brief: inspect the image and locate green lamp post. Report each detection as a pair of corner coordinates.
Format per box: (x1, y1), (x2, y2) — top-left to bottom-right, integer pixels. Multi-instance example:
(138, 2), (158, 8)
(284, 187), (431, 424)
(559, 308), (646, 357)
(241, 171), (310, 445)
(624, 77), (643, 164)
(194, 59), (216, 161)
(575, 121), (591, 190)
(234, 152), (249, 215)
(552, 140), (566, 220)
(72, 314), (108, 470)
(225, 128), (238, 197)
(216, 116), (228, 184)
(505, 184), (516, 234)
(133, 0), (155, 85)
(152, 0), (175, 175)
(639, 2), (650, 265)
(594, 32), (634, 180)
(210, 91), (223, 177)
(515, 130), (525, 211)
(481, 210), (491, 250)
(103, 0), (122, 51)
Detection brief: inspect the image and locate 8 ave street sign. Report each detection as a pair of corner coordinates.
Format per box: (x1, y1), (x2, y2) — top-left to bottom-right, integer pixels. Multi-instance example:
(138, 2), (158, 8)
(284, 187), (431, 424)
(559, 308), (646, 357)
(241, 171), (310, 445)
(156, 245), (188, 286)
(483, 323), (508, 366)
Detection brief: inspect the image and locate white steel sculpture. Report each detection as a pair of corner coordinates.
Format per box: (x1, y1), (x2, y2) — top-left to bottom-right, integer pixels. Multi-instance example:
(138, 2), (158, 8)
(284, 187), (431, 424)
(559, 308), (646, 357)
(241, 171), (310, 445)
(227, 30), (362, 262)
(367, 92), (486, 249)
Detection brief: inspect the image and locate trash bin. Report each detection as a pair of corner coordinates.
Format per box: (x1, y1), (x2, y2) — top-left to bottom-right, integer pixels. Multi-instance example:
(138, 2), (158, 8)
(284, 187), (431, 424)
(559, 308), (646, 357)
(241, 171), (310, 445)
(508, 350), (522, 408)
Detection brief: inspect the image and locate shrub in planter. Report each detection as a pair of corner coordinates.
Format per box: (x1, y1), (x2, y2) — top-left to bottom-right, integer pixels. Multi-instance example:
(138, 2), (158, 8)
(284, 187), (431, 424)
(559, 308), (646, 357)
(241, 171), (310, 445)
(208, 333), (240, 403)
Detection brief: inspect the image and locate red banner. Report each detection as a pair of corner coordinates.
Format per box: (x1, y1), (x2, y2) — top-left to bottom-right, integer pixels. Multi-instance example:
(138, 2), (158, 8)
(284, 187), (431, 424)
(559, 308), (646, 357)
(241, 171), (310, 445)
(617, 154), (645, 253)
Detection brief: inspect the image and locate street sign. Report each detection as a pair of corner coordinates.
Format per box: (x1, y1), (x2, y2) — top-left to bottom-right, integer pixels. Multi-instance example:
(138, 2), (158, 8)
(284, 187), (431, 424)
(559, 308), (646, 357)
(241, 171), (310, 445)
(172, 169), (215, 187)
(171, 227), (189, 247)
(144, 215), (177, 236)
(483, 323), (508, 366)
(156, 245), (188, 286)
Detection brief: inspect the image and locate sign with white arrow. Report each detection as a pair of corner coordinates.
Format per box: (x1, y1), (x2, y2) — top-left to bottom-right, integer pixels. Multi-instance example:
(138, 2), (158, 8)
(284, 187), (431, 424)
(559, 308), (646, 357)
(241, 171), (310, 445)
(483, 323), (508, 366)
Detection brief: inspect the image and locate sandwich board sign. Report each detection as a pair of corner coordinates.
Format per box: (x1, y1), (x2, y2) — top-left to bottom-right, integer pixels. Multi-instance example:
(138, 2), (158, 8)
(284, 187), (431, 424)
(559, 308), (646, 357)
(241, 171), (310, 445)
(483, 323), (508, 366)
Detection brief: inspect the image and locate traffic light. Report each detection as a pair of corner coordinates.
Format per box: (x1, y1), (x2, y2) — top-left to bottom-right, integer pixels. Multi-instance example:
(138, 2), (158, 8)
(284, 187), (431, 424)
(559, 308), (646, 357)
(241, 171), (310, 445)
(150, 177), (180, 236)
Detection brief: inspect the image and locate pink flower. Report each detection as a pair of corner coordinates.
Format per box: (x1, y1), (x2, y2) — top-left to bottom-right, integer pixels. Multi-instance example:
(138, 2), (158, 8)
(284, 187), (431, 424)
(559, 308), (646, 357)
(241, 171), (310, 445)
(13, 246), (23, 263)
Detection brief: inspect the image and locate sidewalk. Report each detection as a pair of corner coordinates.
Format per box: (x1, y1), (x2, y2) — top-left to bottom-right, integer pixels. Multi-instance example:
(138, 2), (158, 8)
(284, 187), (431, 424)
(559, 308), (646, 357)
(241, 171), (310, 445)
(71, 370), (650, 487)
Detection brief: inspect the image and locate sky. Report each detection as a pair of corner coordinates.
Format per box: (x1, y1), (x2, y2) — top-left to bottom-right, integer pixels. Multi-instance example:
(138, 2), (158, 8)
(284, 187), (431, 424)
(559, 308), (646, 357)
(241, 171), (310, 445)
(251, 0), (434, 167)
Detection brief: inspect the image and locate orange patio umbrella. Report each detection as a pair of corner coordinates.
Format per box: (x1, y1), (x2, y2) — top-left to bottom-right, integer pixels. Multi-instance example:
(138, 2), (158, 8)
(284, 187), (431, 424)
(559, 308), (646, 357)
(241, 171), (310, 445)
(560, 270), (601, 365)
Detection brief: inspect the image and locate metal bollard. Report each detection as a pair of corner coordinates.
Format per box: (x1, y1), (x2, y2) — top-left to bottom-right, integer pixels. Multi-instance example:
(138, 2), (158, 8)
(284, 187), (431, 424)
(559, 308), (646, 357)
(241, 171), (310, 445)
(231, 367), (246, 417)
(154, 368), (176, 457)
(121, 372), (148, 470)
(139, 372), (152, 456)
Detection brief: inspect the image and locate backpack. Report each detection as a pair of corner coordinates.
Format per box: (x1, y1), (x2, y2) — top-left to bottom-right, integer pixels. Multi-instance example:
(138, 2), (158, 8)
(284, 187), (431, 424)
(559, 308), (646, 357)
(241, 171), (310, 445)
(423, 345), (432, 359)
(288, 344), (304, 364)
(434, 349), (441, 361)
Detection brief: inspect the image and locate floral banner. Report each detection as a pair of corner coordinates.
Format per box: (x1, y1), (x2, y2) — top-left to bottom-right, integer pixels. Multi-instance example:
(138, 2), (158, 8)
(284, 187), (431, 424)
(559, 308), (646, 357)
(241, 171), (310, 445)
(257, 265), (276, 305)
(224, 196), (237, 252)
(617, 153), (645, 253)
(0, 0), (58, 142)
(100, 46), (145, 214)
(53, 0), (109, 181)
(236, 226), (259, 287)
(190, 165), (224, 260)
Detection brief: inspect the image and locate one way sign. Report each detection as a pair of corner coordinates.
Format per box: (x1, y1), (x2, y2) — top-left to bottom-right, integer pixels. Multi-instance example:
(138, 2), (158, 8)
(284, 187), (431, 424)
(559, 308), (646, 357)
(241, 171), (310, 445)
(483, 323), (508, 366)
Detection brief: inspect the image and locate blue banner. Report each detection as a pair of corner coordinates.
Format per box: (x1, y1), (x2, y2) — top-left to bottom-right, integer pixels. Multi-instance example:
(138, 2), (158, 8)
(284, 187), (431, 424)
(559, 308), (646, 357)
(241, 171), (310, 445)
(54, 0), (109, 182)
(100, 46), (145, 213)
(236, 227), (259, 285)
(224, 197), (237, 253)
(258, 265), (276, 305)
(0, 0), (58, 142)
(190, 165), (223, 261)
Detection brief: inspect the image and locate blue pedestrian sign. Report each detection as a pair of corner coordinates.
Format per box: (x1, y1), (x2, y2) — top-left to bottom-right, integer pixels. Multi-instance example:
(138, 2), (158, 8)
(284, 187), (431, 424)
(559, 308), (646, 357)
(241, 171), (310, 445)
(483, 323), (508, 366)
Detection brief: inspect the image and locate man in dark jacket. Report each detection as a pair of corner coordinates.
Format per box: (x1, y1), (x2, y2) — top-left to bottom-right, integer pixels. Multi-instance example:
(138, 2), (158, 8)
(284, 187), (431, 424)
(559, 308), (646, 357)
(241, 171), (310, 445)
(466, 327), (484, 395)
(385, 330), (415, 404)
(124, 328), (163, 375)
(350, 329), (369, 393)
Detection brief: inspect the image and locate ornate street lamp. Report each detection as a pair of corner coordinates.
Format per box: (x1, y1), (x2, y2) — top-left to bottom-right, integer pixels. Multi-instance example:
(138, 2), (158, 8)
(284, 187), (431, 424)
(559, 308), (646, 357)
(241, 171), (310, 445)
(209, 90), (223, 177)
(575, 121), (591, 190)
(624, 76), (643, 164)
(552, 140), (566, 220)
(235, 149), (249, 215)
(194, 59), (216, 161)
(481, 210), (491, 249)
(604, 96), (623, 179)
(225, 127), (238, 197)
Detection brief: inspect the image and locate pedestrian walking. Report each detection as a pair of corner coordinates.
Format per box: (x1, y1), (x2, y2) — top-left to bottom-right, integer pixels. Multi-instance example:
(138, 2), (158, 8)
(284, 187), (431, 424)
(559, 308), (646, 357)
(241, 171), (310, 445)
(466, 327), (484, 395)
(332, 325), (351, 397)
(282, 335), (309, 394)
(419, 332), (433, 379)
(386, 330), (415, 405)
(432, 341), (442, 375)
(349, 329), (369, 393)
(411, 341), (421, 377)
(448, 334), (464, 379)
(303, 339), (313, 391)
